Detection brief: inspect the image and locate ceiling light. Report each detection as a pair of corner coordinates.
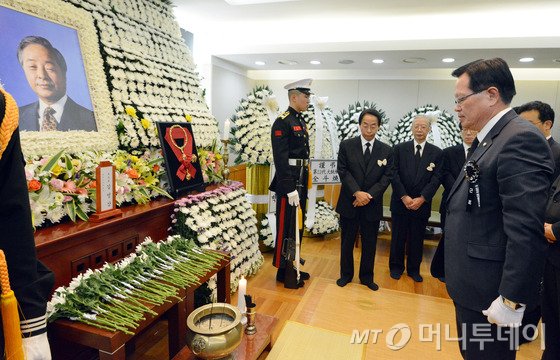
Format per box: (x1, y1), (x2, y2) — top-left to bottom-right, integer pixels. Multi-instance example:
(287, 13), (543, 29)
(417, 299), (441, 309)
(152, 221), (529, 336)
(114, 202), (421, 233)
(338, 59), (354, 65)
(310, 60), (321, 65)
(442, 58), (455, 63)
(277, 60), (298, 65)
(225, 0), (300, 5)
(254, 61), (266, 66)
(519, 57), (534, 63)
(372, 59), (384, 64)
(402, 57), (426, 64)
(554, 59), (560, 63)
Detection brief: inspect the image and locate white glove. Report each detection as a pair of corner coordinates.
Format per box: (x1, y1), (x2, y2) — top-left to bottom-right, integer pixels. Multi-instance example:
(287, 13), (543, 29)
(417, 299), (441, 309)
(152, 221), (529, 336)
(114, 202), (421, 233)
(287, 190), (300, 207)
(482, 296), (525, 327)
(22, 333), (52, 360)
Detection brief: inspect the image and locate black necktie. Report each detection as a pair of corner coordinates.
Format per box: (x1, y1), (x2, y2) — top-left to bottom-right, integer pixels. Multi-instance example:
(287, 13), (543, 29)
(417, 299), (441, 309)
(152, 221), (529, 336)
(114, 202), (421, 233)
(414, 144), (422, 172)
(364, 142), (371, 164)
(467, 138), (479, 159)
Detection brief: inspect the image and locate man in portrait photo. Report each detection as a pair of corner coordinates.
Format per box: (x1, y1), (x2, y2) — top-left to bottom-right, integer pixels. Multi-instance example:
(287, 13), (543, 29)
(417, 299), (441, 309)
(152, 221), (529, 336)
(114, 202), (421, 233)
(17, 36), (97, 132)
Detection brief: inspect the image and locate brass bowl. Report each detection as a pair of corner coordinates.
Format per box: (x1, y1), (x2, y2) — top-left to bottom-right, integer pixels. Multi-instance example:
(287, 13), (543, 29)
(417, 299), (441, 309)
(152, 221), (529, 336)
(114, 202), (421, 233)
(186, 303), (243, 359)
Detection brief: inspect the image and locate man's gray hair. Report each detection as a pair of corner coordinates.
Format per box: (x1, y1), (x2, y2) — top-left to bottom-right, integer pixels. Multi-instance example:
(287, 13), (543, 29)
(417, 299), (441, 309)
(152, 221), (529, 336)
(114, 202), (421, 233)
(17, 36), (67, 73)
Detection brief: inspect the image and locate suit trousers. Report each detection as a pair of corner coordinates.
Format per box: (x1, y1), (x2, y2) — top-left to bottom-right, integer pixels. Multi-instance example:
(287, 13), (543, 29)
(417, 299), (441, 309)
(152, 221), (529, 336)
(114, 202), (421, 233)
(542, 259), (560, 359)
(454, 302), (517, 360)
(389, 212), (427, 275)
(339, 214), (380, 283)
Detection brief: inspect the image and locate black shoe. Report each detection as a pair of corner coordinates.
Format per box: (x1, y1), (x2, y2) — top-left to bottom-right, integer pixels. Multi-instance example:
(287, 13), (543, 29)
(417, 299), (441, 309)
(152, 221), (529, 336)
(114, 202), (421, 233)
(336, 278), (351, 287)
(408, 273), (423, 282)
(361, 282), (379, 291)
(299, 271), (310, 281)
(390, 272), (402, 280)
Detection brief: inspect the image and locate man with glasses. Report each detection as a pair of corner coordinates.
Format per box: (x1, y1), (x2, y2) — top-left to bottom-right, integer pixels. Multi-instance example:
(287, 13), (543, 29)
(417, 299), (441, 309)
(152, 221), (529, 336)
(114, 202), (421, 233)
(516, 101), (560, 179)
(430, 124), (477, 281)
(336, 109), (394, 291)
(389, 115), (443, 283)
(445, 58), (554, 358)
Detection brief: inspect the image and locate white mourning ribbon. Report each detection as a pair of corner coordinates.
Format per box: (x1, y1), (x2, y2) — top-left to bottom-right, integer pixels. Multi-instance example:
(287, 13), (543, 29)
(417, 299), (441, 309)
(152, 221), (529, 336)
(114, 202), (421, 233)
(324, 108), (340, 158)
(305, 96), (326, 229)
(266, 212), (277, 247)
(425, 110), (443, 148)
(262, 93), (279, 125)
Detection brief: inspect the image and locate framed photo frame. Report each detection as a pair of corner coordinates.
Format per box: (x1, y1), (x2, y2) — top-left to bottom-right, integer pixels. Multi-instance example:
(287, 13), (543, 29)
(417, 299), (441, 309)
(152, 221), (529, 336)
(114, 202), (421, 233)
(0, 0), (118, 157)
(156, 121), (204, 197)
(90, 161), (122, 222)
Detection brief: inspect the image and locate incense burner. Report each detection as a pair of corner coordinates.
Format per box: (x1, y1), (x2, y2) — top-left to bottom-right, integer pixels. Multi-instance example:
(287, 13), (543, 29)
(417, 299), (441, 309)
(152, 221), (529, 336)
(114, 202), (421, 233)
(186, 303), (243, 359)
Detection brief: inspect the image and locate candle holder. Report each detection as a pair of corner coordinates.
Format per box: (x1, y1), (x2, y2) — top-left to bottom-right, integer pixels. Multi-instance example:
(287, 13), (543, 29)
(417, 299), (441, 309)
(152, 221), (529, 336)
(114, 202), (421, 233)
(221, 139), (230, 182)
(245, 305), (257, 335)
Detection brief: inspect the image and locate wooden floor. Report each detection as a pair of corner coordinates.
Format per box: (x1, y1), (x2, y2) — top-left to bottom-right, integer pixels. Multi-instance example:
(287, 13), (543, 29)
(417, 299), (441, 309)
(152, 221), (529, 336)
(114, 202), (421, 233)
(130, 231), (544, 359)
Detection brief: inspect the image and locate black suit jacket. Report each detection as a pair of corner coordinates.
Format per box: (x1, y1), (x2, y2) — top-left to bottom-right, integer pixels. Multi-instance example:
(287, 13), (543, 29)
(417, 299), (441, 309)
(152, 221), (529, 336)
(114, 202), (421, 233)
(548, 137), (560, 179)
(390, 140), (443, 219)
(336, 137), (394, 221)
(445, 110), (554, 311)
(439, 144), (466, 217)
(545, 174), (560, 268)
(19, 97), (97, 132)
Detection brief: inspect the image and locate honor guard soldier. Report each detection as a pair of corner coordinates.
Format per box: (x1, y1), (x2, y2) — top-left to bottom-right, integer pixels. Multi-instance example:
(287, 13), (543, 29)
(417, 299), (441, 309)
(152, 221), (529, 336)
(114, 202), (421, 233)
(269, 78), (312, 289)
(0, 87), (54, 358)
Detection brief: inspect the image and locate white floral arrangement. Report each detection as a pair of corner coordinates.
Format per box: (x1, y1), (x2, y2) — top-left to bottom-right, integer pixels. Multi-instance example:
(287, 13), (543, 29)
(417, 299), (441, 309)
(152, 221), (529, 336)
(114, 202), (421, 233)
(306, 200), (340, 235)
(335, 101), (391, 144)
(230, 86), (275, 165)
(172, 181), (264, 293)
(62, 0), (219, 148)
(46, 235), (225, 333)
(260, 200), (340, 247)
(301, 105), (334, 159)
(389, 104), (461, 148)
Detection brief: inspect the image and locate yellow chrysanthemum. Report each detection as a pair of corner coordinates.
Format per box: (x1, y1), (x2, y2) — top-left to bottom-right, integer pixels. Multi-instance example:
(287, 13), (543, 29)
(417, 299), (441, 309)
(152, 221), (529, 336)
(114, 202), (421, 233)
(184, 114), (192, 122)
(141, 118), (151, 129)
(215, 153), (223, 160)
(130, 155), (139, 163)
(51, 164), (63, 177)
(125, 106), (137, 118)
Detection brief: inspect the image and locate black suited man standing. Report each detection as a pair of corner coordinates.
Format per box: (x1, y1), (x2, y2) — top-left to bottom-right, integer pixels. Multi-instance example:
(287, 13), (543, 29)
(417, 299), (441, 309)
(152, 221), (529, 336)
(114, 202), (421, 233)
(269, 79), (312, 289)
(389, 115), (443, 283)
(336, 108), (394, 291)
(445, 58), (554, 358)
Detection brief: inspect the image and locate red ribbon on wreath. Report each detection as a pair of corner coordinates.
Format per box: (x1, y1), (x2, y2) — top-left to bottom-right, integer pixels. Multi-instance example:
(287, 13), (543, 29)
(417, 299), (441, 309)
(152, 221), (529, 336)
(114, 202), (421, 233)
(164, 125), (197, 181)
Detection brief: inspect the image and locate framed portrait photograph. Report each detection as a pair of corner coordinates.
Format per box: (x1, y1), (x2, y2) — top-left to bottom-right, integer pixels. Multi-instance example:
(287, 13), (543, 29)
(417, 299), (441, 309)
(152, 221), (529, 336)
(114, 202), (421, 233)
(157, 121), (205, 197)
(0, 0), (117, 156)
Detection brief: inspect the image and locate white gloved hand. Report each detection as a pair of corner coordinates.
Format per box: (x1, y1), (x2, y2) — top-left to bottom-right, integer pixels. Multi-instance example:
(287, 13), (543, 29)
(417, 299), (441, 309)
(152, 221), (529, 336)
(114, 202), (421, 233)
(22, 333), (52, 360)
(482, 296), (525, 327)
(287, 190), (300, 207)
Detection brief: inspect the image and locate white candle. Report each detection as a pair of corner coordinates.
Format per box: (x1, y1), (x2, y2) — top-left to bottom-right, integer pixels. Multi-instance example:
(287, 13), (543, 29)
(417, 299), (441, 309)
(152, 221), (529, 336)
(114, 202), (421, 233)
(223, 118), (231, 140)
(237, 276), (247, 314)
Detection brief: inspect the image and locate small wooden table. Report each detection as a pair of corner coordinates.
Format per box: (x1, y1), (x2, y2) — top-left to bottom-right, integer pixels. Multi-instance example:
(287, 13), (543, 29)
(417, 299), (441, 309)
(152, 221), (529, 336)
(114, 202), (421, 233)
(49, 255), (231, 360)
(172, 313), (278, 360)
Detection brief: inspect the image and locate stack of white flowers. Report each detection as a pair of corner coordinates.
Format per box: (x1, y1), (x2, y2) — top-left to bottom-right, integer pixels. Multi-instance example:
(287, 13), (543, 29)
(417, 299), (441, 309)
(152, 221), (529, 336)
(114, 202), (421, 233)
(65, 0), (219, 148)
(230, 86), (275, 165)
(172, 182), (264, 292)
(389, 104), (460, 147)
(335, 101), (391, 144)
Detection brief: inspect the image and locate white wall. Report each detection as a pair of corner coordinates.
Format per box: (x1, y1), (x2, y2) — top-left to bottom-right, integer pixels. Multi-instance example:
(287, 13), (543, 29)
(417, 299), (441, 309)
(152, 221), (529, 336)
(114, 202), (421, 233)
(212, 67), (560, 141)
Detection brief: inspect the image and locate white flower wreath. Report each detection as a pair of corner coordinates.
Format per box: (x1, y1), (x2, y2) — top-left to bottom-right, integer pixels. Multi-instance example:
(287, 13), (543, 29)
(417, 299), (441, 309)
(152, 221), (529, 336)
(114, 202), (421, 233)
(389, 104), (460, 148)
(335, 101), (391, 144)
(230, 86), (275, 165)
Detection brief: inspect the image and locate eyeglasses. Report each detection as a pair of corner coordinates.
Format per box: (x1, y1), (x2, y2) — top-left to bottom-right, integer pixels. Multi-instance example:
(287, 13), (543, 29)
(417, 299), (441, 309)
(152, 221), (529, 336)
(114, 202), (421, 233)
(454, 89), (486, 105)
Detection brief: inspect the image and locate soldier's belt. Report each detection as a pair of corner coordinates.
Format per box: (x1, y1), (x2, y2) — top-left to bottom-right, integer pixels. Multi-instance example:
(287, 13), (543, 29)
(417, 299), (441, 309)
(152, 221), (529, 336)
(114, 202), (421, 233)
(288, 159), (309, 167)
